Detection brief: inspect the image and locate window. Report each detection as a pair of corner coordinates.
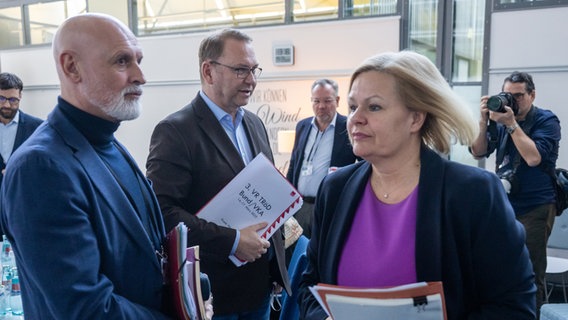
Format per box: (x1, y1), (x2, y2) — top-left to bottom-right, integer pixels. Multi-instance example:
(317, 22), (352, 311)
(137, 1), (286, 35)
(407, 0), (438, 61)
(2, 0), (401, 46)
(28, 0), (86, 45)
(0, 7), (23, 48)
(293, 0), (338, 22)
(495, 0), (568, 10)
(452, 0), (485, 82)
(343, 0), (398, 17)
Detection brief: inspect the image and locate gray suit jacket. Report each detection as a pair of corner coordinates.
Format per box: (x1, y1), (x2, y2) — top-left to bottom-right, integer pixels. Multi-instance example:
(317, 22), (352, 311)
(147, 93), (290, 314)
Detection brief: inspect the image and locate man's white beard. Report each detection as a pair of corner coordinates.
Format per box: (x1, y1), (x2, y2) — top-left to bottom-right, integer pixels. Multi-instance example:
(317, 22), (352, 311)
(83, 85), (143, 121)
(102, 97), (141, 121)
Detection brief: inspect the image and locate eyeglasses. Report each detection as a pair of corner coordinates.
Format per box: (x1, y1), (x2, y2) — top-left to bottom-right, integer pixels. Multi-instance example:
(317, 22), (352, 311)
(210, 61), (262, 79)
(311, 98), (336, 106)
(0, 95), (20, 105)
(511, 92), (526, 100)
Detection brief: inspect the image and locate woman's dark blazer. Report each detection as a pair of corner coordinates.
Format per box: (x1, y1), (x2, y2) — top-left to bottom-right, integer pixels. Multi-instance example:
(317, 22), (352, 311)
(298, 146), (536, 320)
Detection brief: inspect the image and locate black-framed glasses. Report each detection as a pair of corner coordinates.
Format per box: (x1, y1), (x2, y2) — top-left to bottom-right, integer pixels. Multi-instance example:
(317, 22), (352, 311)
(0, 95), (20, 105)
(210, 61), (262, 79)
(311, 97), (337, 106)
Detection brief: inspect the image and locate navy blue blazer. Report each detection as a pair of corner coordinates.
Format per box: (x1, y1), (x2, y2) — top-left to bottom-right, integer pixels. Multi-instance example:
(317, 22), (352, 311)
(298, 147), (536, 320)
(0, 110), (43, 186)
(286, 114), (357, 189)
(0, 103), (169, 319)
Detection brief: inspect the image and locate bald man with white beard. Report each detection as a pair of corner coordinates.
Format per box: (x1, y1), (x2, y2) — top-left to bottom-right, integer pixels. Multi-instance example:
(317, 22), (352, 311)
(0, 13), (173, 319)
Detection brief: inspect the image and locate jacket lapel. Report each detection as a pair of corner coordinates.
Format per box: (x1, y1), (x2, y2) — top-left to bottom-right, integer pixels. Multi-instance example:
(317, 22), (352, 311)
(292, 120), (312, 183)
(326, 162), (370, 282)
(415, 147), (445, 281)
(242, 110), (274, 163)
(193, 96), (245, 174)
(331, 115), (347, 162)
(48, 107), (160, 270)
(13, 112), (27, 152)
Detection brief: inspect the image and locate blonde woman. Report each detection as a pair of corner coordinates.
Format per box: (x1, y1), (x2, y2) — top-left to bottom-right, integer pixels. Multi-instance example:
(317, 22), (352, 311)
(298, 51), (536, 319)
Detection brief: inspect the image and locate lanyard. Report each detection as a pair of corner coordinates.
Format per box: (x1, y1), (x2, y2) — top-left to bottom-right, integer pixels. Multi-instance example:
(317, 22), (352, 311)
(306, 130), (323, 163)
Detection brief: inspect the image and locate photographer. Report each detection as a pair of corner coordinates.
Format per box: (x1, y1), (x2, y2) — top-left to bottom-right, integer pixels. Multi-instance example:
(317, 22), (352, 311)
(470, 71), (561, 312)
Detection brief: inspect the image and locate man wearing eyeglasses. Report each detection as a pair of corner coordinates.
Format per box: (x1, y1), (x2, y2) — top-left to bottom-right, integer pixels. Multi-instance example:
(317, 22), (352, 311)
(146, 28), (290, 319)
(0, 72), (42, 195)
(285, 79), (357, 252)
(470, 71), (561, 312)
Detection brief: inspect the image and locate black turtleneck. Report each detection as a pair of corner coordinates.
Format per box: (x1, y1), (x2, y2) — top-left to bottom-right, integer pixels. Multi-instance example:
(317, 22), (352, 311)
(58, 97), (120, 147)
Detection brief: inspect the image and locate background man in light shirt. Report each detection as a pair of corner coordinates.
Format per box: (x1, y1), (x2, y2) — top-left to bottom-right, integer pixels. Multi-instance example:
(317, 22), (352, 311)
(286, 79), (358, 244)
(0, 72), (43, 177)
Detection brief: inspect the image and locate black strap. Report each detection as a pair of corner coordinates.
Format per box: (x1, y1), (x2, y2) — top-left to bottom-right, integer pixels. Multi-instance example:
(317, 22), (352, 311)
(487, 120), (499, 156)
(495, 106), (537, 172)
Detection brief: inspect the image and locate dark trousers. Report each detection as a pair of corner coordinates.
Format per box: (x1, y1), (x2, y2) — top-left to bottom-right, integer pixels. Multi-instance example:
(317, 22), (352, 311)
(517, 203), (556, 314)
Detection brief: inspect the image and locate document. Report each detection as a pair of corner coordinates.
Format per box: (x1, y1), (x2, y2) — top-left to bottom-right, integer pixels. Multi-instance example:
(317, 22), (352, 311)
(310, 282), (447, 320)
(186, 246), (210, 320)
(197, 153), (303, 266)
(166, 222), (198, 320)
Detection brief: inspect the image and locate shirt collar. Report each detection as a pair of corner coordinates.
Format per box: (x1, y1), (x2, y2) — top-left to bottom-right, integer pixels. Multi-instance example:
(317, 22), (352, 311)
(310, 112), (338, 131)
(199, 90), (244, 125)
(12, 110), (20, 124)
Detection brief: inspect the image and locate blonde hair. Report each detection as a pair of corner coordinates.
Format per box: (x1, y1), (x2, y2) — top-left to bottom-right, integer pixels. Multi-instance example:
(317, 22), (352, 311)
(349, 51), (477, 154)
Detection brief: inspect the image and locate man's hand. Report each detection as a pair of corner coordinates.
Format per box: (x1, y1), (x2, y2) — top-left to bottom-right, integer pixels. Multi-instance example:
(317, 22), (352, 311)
(480, 95), (490, 124)
(235, 222), (270, 263)
(489, 105), (516, 127)
(204, 295), (214, 320)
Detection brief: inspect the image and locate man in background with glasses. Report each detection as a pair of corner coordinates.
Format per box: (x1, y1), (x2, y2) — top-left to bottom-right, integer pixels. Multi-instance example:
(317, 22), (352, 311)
(470, 71), (561, 313)
(0, 72), (42, 233)
(147, 28), (290, 319)
(284, 79), (357, 260)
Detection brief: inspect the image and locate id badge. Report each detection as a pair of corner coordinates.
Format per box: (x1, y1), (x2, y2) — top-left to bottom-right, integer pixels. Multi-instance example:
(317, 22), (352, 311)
(301, 163), (313, 176)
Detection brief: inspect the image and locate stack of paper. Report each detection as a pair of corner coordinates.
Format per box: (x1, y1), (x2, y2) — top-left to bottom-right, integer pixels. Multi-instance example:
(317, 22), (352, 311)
(197, 153), (303, 266)
(186, 245), (209, 320)
(166, 222), (199, 320)
(310, 282), (447, 320)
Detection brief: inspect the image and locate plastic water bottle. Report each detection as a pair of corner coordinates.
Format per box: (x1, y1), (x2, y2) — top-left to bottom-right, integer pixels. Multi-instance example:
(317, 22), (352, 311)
(9, 267), (22, 316)
(0, 266), (11, 315)
(1, 236), (12, 266)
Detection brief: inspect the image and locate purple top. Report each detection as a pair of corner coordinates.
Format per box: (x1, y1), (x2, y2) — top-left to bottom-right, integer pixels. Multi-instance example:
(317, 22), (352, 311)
(337, 180), (418, 287)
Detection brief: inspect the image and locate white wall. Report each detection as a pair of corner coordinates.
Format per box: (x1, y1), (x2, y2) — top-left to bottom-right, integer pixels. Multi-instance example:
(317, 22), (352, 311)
(3, 7), (565, 172)
(0, 16), (400, 171)
(487, 6), (568, 169)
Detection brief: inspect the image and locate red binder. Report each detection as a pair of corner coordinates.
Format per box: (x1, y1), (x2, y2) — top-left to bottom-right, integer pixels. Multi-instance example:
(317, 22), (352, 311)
(166, 222), (198, 320)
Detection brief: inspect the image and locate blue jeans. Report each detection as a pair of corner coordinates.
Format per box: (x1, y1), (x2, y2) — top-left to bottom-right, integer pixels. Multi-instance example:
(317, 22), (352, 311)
(212, 293), (271, 320)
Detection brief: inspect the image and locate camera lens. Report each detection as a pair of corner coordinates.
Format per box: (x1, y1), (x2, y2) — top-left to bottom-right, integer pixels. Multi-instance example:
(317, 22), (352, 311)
(487, 95), (507, 113)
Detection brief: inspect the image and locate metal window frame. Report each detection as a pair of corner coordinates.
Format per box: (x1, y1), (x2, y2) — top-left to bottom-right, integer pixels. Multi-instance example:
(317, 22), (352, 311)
(494, 0), (568, 11)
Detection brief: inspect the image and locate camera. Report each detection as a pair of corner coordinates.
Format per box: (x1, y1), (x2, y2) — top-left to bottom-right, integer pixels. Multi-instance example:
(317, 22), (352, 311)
(497, 169), (519, 195)
(487, 92), (519, 115)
